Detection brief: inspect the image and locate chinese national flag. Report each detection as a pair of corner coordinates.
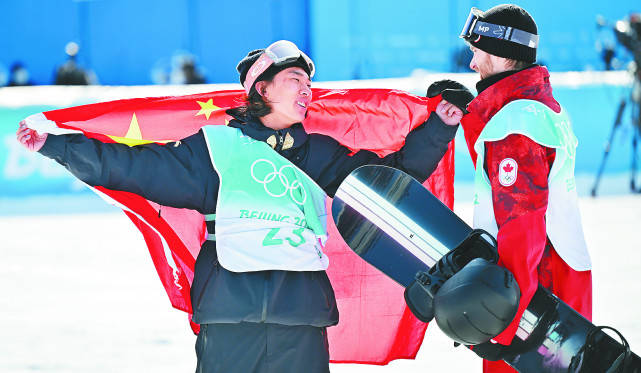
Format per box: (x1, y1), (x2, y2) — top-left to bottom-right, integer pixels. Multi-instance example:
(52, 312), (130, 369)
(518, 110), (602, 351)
(24, 88), (455, 365)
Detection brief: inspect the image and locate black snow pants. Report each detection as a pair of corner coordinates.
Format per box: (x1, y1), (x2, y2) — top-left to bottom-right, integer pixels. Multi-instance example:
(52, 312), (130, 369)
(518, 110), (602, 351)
(195, 322), (330, 373)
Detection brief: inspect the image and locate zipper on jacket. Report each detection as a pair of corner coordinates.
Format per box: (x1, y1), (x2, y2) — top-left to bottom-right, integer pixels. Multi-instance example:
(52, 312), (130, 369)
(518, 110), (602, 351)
(260, 272), (270, 322)
(276, 130), (284, 151)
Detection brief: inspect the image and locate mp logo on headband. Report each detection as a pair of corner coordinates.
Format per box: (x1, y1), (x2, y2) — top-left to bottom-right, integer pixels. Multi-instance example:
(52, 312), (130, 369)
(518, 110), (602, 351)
(250, 159), (307, 205)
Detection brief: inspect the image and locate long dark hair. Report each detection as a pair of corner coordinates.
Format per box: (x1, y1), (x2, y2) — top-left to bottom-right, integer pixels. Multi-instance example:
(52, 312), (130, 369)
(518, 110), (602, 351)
(226, 89), (272, 118)
(227, 66), (281, 119)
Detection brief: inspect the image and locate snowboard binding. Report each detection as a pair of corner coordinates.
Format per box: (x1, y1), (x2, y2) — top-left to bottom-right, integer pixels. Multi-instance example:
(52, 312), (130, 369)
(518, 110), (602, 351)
(404, 229), (521, 345)
(569, 326), (633, 373)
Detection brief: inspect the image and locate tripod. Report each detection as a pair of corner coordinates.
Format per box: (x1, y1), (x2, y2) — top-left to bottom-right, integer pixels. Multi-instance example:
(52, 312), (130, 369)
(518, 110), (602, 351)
(591, 72), (641, 197)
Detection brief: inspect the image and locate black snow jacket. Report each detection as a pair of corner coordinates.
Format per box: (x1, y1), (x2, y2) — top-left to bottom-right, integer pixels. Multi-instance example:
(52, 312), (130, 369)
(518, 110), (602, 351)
(39, 112), (457, 327)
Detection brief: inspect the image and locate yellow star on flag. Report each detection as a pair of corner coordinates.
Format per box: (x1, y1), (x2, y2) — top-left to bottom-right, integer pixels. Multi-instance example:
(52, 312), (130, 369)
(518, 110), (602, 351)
(107, 113), (156, 147)
(196, 99), (220, 120)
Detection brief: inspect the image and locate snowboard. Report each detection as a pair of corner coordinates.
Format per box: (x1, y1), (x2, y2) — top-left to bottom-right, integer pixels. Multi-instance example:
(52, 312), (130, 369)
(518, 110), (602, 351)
(331, 165), (641, 373)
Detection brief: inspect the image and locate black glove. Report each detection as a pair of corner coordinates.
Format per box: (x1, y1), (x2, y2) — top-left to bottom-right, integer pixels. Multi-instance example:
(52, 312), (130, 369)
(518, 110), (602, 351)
(426, 79), (474, 114)
(468, 340), (512, 361)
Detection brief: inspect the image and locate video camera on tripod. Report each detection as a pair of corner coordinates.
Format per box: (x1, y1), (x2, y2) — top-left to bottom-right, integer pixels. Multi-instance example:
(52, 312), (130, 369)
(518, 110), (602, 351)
(592, 13), (641, 196)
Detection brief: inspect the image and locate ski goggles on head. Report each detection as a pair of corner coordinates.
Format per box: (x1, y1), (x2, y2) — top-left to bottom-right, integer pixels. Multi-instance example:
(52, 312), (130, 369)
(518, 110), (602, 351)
(244, 40), (315, 94)
(459, 7), (539, 48)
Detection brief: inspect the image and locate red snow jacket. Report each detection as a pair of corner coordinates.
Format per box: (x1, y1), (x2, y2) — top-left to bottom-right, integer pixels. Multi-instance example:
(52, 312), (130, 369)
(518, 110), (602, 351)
(464, 66), (563, 345)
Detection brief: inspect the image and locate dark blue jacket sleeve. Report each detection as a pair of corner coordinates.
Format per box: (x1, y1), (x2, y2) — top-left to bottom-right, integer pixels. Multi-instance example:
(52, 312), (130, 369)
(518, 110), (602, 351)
(38, 130), (218, 213)
(373, 111), (457, 179)
(311, 112), (457, 196)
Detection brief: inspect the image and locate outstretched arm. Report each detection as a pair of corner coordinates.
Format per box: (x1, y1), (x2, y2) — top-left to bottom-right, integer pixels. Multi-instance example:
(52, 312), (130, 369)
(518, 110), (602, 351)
(17, 122), (218, 213)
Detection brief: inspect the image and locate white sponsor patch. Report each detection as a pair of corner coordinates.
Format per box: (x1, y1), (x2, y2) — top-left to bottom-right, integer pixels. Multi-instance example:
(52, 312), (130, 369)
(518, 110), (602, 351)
(498, 158), (518, 187)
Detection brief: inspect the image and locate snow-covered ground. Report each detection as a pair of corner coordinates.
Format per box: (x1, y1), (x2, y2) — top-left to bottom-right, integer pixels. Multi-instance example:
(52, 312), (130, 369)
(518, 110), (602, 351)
(1, 193), (640, 372)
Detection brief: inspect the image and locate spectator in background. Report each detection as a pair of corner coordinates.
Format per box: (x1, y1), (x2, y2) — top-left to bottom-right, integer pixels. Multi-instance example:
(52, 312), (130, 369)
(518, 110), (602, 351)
(8, 62), (34, 86)
(180, 57), (206, 84)
(170, 54), (206, 84)
(601, 43), (616, 70)
(151, 53), (207, 85)
(54, 42), (96, 85)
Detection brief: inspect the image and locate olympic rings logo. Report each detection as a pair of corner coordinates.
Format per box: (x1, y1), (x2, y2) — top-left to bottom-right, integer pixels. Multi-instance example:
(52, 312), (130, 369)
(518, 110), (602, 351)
(250, 159), (307, 205)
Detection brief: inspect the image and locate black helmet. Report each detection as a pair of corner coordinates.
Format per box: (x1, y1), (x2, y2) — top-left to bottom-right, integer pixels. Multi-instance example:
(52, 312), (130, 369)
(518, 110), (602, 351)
(460, 4), (538, 63)
(433, 258), (520, 345)
(236, 40), (314, 94)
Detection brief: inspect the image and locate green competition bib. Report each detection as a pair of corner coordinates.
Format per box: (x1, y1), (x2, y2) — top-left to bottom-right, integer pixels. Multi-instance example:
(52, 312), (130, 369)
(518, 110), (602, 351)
(203, 125), (329, 272)
(472, 100), (591, 271)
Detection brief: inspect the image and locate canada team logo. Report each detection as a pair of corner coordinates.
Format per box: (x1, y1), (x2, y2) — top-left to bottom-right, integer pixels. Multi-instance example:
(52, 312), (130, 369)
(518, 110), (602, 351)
(250, 159), (307, 205)
(498, 158), (518, 187)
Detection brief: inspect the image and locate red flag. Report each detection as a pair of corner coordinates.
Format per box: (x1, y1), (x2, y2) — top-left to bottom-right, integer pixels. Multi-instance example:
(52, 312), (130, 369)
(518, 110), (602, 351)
(24, 88), (454, 365)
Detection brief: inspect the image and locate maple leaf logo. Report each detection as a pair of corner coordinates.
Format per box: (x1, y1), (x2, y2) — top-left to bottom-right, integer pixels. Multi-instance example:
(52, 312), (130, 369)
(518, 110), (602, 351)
(499, 159), (517, 187)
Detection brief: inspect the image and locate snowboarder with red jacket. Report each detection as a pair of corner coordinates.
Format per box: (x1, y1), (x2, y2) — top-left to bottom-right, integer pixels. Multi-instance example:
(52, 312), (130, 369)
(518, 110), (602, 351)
(458, 4), (592, 372)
